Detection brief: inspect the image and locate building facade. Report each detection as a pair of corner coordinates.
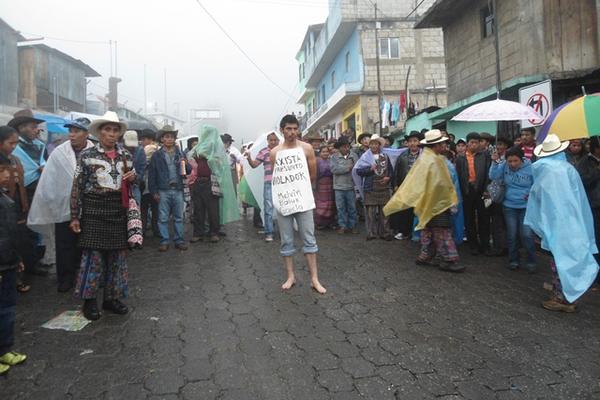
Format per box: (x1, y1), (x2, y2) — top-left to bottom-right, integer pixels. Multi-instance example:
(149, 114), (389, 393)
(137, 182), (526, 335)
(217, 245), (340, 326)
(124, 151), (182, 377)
(18, 44), (100, 113)
(413, 0), (600, 138)
(296, 0), (447, 140)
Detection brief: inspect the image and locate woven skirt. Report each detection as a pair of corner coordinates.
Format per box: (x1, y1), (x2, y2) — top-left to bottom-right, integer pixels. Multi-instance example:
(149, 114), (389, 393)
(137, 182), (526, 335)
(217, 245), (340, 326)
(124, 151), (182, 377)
(79, 192), (127, 250)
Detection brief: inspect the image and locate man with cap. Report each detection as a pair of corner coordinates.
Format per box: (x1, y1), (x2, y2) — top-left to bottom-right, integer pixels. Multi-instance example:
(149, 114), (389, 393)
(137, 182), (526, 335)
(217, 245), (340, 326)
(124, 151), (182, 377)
(525, 134), (599, 312)
(148, 125), (191, 252)
(303, 130), (325, 156)
(329, 136), (359, 234)
(8, 109), (48, 277)
(353, 132), (372, 159)
(221, 133), (242, 197)
(384, 130), (462, 272)
(455, 132), (492, 255)
(391, 130), (423, 240)
(27, 119), (94, 292)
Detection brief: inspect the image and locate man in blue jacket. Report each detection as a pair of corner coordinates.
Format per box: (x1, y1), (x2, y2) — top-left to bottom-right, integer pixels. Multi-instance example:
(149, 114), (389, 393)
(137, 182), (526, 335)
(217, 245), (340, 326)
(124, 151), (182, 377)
(148, 125), (191, 252)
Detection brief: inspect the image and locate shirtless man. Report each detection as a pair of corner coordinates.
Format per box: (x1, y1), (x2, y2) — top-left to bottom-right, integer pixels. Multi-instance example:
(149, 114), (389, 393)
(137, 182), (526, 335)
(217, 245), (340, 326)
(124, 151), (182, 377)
(270, 115), (326, 294)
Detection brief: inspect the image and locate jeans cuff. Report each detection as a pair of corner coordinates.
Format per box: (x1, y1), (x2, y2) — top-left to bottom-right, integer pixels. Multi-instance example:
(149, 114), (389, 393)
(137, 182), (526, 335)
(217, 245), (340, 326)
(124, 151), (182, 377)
(280, 249), (296, 257)
(302, 245), (319, 254)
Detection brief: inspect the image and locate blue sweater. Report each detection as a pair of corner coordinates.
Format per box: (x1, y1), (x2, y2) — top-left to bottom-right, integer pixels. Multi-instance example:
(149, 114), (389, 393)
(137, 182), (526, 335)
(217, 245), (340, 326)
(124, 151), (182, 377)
(489, 158), (533, 209)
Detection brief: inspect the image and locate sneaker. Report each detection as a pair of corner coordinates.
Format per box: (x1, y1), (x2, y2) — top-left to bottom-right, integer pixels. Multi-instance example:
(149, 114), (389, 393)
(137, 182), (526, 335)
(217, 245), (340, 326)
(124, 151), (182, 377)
(175, 243), (188, 251)
(265, 235), (274, 242)
(394, 233), (404, 240)
(542, 298), (576, 313)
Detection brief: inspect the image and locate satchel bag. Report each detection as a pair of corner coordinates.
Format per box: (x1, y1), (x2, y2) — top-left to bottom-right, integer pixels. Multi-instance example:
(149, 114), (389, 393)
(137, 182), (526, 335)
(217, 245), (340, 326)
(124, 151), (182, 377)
(487, 179), (506, 204)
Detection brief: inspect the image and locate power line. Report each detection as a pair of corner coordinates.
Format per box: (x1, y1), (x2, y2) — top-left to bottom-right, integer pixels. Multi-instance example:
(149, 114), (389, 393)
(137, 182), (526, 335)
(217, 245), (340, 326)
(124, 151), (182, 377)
(192, 0), (295, 99)
(226, 0), (326, 7)
(406, 0), (427, 19)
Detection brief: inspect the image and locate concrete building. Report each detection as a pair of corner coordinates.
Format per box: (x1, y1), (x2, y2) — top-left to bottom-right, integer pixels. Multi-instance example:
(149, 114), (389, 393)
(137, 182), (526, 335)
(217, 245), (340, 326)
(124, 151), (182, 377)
(296, 0), (447, 140)
(18, 43), (100, 113)
(413, 0), (600, 138)
(0, 18), (24, 108)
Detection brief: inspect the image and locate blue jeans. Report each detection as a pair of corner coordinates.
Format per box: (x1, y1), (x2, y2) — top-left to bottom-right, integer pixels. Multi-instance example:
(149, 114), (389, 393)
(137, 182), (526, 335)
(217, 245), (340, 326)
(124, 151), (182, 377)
(0, 268), (17, 355)
(263, 182), (274, 236)
(131, 185), (141, 206)
(158, 190), (185, 245)
(277, 210), (318, 257)
(503, 206), (536, 266)
(335, 189), (357, 229)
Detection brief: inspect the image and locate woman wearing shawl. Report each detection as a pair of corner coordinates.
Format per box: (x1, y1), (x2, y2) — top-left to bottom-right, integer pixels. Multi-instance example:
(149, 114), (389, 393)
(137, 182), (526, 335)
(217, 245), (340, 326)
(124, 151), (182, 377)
(384, 130), (462, 272)
(190, 125), (240, 242)
(314, 145), (336, 229)
(524, 135), (599, 313)
(355, 135), (393, 240)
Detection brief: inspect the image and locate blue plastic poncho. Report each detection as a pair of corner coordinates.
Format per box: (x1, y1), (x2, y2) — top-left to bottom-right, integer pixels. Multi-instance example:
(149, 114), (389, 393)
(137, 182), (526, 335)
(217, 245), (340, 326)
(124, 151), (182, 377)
(524, 152), (599, 303)
(191, 125), (240, 225)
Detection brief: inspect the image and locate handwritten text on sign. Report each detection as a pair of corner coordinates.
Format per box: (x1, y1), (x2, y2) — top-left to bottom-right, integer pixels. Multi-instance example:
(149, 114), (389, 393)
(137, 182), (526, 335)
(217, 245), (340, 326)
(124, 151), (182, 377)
(272, 148), (315, 216)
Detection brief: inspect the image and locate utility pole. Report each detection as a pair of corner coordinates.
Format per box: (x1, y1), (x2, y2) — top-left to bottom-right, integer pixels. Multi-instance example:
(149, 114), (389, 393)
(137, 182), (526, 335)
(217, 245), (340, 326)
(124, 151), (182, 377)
(374, 2), (382, 134)
(114, 40), (118, 77)
(492, 0), (501, 98)
(143, 64), (147, 115)
(109, 40), (113, 77)
(164, 68), (167, 114)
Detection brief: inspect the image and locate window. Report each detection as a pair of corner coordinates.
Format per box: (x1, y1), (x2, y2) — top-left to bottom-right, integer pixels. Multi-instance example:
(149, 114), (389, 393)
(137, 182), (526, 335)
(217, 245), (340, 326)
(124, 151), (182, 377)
(298, 63), (305, 81)
(331, 71), (336, 89)
(481, 5), (494, 38)
(321, 84), (326, 105)
(345, 51), (351, 73)
(379, 38), (400, 59)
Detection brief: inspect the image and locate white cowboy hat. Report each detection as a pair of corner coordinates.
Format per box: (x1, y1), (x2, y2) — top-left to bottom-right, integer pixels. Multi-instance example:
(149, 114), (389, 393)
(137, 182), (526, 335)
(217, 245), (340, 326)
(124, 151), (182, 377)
(123, 130), (139, 147)
(420, 129), (448, 145)
(88, 111), (128, 138)
(369, 134), (386, 146)
(534, 134), (569, 158)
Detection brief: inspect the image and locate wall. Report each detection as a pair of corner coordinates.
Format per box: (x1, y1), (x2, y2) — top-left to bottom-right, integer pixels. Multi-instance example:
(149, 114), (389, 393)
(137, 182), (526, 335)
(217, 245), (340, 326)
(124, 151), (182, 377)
(443, 0), (599, 103)
(0, 25), (19, 106)
(34, 48), (87, 108)
(312, 29), (362, 107)
(18, 48), (36, 108)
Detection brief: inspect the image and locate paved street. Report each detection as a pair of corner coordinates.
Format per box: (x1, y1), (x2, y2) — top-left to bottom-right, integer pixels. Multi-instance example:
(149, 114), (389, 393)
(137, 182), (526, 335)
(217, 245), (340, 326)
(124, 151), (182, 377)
(3, 217), (600, 400)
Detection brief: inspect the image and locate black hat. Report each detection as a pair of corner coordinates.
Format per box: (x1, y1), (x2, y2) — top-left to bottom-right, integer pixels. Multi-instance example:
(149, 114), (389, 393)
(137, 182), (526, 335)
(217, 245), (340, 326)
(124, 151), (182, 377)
(356, 132), (372, 143)
(334, 136), (351, 149)
(466, 132), (481, 142)
(139, 128), (157, 140)
(7, 109), (44, 129)
(221, 133), (234, 143)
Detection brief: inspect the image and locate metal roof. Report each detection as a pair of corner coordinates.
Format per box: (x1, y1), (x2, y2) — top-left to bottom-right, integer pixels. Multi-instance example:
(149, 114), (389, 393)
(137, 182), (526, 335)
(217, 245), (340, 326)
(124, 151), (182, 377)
(18, 43), (101, 77)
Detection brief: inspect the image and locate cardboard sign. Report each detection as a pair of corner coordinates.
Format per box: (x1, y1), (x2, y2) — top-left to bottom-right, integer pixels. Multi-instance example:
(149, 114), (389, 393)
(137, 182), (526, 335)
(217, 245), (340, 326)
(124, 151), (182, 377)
(272, 147), (315, 216)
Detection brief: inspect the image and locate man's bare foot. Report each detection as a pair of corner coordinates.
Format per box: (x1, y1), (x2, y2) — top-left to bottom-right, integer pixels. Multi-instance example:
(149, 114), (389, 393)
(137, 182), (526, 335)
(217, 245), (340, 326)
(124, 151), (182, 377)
(311, 281), (327, 294)
(281, 277), (296, 290)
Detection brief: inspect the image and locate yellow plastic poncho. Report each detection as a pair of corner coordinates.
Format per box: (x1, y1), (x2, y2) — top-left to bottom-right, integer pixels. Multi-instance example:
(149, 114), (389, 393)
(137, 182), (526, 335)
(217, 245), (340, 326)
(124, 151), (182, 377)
(383, 147), (457, 230)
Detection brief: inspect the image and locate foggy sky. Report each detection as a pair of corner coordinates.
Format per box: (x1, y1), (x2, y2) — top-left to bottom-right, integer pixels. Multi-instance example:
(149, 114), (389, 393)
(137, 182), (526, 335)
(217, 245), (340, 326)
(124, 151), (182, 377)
(1, 0), (328, 142)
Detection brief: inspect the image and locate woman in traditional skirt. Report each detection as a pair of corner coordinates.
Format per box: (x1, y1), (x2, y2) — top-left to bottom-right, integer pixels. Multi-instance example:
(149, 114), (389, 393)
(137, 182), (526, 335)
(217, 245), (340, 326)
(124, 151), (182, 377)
(314, 145), (336, 229)
(356, 135), (393, 240)
(69, 112), (135, 321)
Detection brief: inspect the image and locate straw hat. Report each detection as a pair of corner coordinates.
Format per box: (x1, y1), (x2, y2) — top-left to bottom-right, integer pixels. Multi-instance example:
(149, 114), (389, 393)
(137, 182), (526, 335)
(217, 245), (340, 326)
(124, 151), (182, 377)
(534, 134), (569, 158)
(420, 129), (448, 145)
(369, 134), (386, 147)
(88, 111), (127, 138)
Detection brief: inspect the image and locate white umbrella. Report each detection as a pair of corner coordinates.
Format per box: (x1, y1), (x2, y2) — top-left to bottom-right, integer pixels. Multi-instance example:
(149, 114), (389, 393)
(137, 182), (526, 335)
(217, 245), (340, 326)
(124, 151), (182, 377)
(452, 99), (543, 122)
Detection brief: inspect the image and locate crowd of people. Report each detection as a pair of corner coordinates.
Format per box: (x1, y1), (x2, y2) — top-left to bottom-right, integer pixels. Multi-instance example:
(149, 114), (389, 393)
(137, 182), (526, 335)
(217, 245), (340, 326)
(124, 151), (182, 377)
(0, 108), (599, 377)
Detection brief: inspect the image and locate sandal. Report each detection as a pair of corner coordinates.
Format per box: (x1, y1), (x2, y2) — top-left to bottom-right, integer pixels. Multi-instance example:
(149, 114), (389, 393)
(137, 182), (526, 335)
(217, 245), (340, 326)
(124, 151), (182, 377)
(16, 283), (31, 293)
(0, 351), (27, 366)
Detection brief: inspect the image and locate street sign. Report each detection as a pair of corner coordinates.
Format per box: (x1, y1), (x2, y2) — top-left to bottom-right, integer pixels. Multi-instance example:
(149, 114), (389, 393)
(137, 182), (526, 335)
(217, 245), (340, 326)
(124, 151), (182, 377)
(519, 80), (553, 128)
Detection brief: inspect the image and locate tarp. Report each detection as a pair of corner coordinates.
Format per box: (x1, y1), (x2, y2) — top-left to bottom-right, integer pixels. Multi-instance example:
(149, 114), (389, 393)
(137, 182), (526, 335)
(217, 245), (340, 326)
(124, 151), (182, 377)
(524, 152), (599, 303)
(190, 125), (240, 225)
(383, 147), (457, 230)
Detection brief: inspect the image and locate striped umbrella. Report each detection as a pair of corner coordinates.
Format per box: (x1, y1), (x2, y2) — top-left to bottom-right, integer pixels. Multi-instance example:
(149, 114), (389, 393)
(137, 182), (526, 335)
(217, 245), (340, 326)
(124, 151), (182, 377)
(537, 94), (600, 144)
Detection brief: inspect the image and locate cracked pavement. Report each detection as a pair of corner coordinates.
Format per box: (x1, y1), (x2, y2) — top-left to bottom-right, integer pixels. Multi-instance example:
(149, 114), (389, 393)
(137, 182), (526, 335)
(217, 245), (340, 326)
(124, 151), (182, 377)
(3, 217), (600, 399)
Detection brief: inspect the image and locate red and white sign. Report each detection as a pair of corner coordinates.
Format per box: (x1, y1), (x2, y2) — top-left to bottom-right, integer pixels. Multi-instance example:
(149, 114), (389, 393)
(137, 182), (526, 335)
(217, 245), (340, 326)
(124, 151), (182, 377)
(519, 80), (553, 128)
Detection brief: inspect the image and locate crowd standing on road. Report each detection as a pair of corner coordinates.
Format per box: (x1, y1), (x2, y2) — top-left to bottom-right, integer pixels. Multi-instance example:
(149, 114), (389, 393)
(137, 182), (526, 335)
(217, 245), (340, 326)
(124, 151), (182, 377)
(0, 109), (599, 377)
